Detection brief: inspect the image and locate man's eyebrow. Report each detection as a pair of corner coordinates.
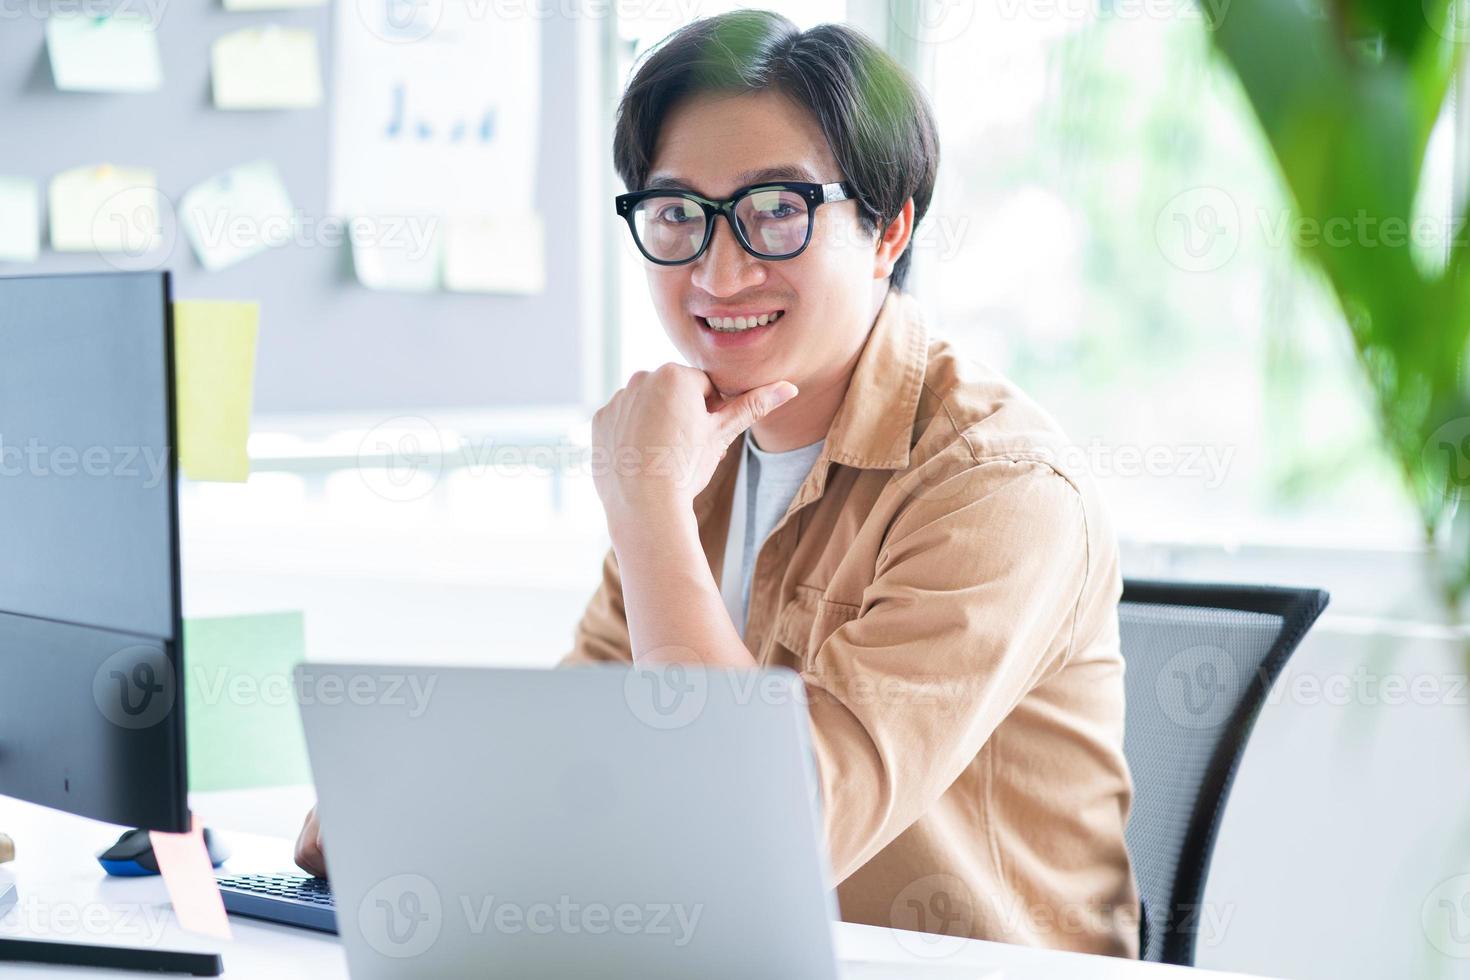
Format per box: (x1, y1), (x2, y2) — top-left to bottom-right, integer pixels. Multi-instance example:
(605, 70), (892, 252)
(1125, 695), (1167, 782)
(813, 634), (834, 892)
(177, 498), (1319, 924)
(734, 164), (818, 184)
(642, 164), (821, 194)
(645, 174), (698, 192)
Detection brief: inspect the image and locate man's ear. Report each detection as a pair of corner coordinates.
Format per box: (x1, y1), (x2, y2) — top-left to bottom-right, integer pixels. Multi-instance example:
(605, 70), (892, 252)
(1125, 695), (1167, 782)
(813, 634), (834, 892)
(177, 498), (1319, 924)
(873, 198), (915, 281)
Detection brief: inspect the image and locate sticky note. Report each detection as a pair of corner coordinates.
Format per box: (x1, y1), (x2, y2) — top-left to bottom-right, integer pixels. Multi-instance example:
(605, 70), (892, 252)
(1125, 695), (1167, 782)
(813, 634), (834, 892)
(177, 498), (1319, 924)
(184, 612), (311, 792)
(351, 217), (441, 292)
(442, 213), (546, 294)
(224, 0), (325, 9)
(211, 26), (323, 110)
(48, 164), (160, 254)
(173, 301), (259, 482)
(46, 13), (163, 93)
(181, 161), (295, 271)
(151, 816), (231, 940)
(0, 177), (39, 263)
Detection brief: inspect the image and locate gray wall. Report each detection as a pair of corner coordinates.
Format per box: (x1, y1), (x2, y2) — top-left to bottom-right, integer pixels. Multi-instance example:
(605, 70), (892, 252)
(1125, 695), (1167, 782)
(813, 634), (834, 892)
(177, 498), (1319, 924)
(0, 3), (592, 415)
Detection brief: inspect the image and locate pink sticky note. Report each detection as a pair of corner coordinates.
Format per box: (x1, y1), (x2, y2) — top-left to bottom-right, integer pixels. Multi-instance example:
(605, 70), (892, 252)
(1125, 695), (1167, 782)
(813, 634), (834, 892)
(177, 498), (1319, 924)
(150, 816), (232, 940)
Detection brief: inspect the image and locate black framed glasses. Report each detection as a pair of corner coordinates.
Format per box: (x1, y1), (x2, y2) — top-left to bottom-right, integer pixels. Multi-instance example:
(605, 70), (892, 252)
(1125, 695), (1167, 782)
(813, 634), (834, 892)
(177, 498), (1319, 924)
(614, 181), (853, 265)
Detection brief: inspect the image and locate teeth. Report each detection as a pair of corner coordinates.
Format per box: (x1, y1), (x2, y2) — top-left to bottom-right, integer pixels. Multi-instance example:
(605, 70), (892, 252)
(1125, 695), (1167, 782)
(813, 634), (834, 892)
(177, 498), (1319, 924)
(704, 311), (781, 332)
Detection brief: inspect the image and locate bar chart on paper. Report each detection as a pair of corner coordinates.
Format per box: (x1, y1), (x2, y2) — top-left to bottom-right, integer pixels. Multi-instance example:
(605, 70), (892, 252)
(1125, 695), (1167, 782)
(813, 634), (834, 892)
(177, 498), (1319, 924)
(330, 0), (544, 295)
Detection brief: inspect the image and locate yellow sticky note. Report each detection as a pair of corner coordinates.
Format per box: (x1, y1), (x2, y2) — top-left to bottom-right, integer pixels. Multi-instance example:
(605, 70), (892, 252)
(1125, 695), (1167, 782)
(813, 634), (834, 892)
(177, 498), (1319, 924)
(151, 816), (231, 940)
(442, 213), (545, 295)
(211, 27), (322, 110)
(0, 176), (39, 263)
(47, 13), (163, 93)
(173, 301), (259, 483)
(48, 164), (160, 253)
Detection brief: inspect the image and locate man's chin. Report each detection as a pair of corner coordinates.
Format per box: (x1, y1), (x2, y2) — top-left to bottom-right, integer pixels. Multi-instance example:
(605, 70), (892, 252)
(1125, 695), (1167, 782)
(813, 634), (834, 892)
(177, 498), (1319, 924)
(706, 372), (771, 401)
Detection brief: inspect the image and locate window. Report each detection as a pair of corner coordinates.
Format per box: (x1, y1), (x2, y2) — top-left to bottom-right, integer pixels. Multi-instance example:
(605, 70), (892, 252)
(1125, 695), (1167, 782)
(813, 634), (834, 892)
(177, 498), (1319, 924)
(911, 4), (1435, 550)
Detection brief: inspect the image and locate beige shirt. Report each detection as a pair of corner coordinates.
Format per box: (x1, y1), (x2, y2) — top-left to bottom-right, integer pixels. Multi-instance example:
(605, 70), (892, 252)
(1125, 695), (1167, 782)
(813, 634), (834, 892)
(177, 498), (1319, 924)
(560, 288), (1140, 958)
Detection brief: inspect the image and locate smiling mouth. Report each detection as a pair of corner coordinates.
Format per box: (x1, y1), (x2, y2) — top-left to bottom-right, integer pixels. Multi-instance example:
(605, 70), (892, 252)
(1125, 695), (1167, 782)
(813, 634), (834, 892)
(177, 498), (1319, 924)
(700, 310), (784, 333)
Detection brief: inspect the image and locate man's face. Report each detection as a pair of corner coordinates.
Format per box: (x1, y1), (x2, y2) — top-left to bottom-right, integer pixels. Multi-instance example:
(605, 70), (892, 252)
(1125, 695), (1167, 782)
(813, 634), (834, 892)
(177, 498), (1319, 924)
(641, 89), (885, 399)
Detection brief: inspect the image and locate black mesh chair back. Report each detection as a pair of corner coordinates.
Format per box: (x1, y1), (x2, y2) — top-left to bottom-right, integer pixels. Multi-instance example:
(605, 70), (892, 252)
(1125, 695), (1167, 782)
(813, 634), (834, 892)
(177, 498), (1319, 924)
(1119, 580), (1329, 965)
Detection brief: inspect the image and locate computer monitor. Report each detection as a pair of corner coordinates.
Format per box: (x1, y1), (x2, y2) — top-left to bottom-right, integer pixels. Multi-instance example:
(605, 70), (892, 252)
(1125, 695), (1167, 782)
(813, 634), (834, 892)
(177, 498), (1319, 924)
(0, 272), (216, 974)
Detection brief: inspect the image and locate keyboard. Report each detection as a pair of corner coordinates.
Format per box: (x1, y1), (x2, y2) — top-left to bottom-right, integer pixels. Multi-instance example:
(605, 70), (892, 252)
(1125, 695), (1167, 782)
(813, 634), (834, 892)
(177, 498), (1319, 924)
(216, 872), (338, 933)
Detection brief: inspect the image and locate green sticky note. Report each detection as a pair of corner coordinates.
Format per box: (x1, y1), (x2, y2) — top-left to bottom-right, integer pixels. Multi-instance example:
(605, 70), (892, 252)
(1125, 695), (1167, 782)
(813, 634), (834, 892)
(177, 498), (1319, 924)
(173, 301), (258, 483)
(46, 13), (163, 93)
(184, 612), (312, 792)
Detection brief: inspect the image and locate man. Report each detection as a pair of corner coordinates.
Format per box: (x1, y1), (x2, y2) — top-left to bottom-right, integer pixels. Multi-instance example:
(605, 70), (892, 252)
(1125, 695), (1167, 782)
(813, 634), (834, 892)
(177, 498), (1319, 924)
(298, 9), (1139, 957)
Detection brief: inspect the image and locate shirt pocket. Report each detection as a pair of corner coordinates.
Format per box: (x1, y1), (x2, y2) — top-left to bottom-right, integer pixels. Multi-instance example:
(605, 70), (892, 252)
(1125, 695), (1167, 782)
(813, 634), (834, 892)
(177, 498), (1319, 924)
(772, 588), (860, 668)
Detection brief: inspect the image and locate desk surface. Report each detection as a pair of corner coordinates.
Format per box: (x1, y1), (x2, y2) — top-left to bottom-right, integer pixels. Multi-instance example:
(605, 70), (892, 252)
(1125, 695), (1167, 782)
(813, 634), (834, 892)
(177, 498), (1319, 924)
(0, 794), (1275, 979)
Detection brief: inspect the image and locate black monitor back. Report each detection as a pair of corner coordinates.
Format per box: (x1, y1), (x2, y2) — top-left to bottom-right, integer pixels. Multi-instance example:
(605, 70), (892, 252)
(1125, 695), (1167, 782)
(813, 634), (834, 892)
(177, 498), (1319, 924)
(0, 272), (188, 832)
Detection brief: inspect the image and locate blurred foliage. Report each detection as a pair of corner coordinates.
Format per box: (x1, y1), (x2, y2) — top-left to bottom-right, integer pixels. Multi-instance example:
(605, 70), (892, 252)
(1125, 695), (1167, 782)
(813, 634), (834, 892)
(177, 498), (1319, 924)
(1210, 0), (1470, 607)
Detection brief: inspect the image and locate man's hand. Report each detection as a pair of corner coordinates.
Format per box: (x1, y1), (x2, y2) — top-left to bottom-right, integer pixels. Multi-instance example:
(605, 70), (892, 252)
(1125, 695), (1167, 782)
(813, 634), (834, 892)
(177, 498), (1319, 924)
(592, 364), (797, 521)
(293, 805), (327, 879)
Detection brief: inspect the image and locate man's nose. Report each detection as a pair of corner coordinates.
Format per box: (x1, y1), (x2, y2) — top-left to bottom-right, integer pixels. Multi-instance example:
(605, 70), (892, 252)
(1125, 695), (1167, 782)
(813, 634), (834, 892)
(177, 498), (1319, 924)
(689, 216), (766, 296)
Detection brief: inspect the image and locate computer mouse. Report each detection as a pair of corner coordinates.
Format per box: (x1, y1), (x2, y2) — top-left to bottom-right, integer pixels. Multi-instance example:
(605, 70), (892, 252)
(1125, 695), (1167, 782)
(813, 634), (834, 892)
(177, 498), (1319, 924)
(98, 827), (231, 877)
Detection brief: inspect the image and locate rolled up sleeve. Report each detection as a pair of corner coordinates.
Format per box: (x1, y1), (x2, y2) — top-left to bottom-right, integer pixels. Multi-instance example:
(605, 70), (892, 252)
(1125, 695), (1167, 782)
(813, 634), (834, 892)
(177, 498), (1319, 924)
(558, 546), (634, 667)
(801, 459), (1092, 881)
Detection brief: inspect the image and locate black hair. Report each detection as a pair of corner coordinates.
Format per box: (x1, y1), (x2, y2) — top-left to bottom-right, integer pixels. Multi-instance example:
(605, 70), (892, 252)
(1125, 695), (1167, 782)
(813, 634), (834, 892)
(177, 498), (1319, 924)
(612, 9), (940, 290)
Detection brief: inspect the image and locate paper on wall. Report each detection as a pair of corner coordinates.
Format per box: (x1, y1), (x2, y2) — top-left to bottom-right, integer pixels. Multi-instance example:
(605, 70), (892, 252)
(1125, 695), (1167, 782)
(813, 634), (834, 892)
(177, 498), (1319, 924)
(0, 177), (39, 263)
(223, 0), (325, 11)
(212, 26), (323, 110)
(329, 1), (539, 219)
(46, 13), (163, 93)
(350, 216), (442, 292)
(48, 164), (160, 254)
(441, 213), (545, 295)
(180, 160), (295, 271)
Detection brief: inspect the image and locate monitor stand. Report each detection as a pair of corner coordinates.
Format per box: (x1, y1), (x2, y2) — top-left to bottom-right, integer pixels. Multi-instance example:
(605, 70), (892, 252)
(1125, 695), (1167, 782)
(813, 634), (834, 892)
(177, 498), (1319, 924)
(0, 871), (222, 975)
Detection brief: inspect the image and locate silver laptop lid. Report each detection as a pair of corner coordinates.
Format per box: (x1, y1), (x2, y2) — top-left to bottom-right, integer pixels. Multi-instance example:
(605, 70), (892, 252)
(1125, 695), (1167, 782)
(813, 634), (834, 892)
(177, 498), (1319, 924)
(296, 663), (840, 980)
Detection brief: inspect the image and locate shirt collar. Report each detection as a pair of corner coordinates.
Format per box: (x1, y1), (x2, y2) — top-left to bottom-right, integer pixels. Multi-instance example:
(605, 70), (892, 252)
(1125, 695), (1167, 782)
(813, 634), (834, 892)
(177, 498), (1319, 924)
(820, 287), (929, 472)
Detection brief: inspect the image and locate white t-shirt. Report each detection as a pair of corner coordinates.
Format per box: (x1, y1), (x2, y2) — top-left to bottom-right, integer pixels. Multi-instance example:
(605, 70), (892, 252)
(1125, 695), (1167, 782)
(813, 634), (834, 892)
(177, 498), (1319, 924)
(719, 433), (825, 639)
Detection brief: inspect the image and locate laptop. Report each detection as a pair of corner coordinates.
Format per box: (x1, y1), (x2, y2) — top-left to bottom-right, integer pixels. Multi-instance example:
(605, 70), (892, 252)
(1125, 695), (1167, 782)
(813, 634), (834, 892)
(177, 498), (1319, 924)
(262, 663), (994, 979)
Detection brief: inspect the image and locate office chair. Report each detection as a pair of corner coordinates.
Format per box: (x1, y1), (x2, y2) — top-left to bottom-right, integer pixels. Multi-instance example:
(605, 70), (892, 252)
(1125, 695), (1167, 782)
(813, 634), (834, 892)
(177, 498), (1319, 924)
(1118, 579), (1329, 965)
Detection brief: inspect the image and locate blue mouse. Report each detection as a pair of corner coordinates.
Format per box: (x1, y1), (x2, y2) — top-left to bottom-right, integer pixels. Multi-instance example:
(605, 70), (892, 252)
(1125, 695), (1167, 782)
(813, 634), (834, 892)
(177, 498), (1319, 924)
(98, 827), (231, 877)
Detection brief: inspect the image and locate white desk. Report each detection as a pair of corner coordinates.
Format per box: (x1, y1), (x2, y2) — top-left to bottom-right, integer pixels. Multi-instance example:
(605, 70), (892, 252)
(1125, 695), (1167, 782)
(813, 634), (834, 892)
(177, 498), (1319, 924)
(0, 794), (1276, 979)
